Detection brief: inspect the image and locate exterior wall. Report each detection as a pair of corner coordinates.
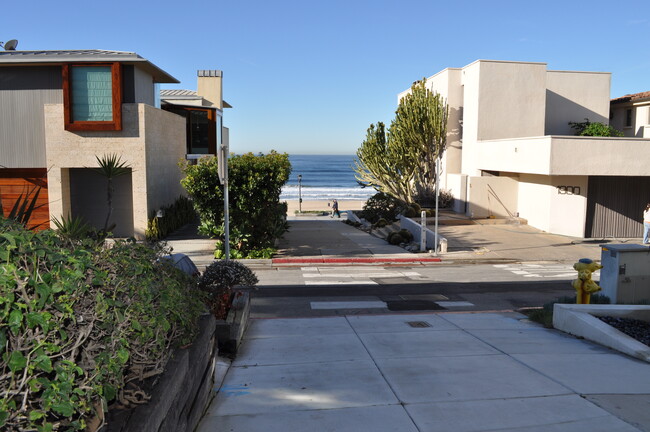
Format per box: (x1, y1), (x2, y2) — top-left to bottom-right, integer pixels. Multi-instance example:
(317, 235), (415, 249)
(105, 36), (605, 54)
(0, 66), (62, 167)
(143, 104), (187, 237)
(545, 71), (611, 135)
(611, 101), (650, 138)
(44, 103), (185, 238)
(461, 61), (547, 176)
(133, 66), (156, 106)
(467, 176), (518, 219)
(517, 174), (588, 237)
(474, 136), (650, 176)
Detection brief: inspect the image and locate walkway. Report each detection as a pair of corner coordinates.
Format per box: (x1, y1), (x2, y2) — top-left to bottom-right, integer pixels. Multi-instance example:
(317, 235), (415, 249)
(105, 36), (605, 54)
(198, 312), (650, 431)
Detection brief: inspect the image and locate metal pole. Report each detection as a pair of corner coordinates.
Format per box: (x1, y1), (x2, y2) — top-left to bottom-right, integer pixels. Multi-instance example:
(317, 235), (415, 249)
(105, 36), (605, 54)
(223, 144), (230, 260)
(434, 156), (440, 256)
(298, 174), (302, 213)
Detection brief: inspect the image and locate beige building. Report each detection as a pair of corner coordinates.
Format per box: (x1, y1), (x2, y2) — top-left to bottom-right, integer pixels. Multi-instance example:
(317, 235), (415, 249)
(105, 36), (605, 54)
(400, 60), (650, 238)
(0, 49), (228, 239)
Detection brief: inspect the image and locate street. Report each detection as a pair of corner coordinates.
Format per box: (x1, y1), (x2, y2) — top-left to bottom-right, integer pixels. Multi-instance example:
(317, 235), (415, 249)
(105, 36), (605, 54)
(250, 263), (592, 318)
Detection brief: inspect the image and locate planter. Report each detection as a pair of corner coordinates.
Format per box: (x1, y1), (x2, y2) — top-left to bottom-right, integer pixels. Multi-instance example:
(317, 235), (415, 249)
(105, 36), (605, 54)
(104, 314), (217, 432)
(214, 290), (252, 355)
(103, 291), (251, 431)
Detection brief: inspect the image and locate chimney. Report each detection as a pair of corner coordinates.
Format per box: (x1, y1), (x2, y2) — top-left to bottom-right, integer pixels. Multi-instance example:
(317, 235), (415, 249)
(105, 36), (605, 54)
(197, 70), (223, 109)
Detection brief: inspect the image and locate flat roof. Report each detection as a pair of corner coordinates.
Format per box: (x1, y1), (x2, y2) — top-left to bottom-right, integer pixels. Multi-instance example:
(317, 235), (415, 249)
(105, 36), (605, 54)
(0, 49), (179, 83)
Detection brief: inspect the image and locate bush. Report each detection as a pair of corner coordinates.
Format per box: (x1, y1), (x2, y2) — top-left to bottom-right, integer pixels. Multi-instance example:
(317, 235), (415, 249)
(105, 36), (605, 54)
(181, 152), (291, 257)
(374, 218), (388, 228)
(399, 229), (414, 242)
(198, 260), (258, 319)
(145, 195), (197, 241)
(569, 118), (623, 137)
(358, 192), (406, 224)
(0, 217), (203, 431)
(389, 234), (405, 245)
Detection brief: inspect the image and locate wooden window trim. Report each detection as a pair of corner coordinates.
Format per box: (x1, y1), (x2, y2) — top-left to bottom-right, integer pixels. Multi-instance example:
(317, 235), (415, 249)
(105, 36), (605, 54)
(62, 62), (122, 131)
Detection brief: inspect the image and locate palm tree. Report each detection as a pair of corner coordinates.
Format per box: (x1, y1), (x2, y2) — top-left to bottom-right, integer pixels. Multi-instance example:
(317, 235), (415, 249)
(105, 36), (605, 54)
(94, 154), (131, 233)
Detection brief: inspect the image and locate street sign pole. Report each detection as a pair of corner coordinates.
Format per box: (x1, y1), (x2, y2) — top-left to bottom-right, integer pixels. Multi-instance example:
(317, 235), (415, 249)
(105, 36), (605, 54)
(218, 142), (230, 260)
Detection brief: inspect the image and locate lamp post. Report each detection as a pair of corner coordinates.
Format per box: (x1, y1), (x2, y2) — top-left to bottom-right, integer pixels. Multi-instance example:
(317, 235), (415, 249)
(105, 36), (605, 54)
(298, 174), (303, 213)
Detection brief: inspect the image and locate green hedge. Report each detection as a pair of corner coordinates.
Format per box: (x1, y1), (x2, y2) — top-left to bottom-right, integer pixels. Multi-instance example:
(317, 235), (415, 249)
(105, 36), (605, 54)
(145, 195), (197, 241)
(0, 217), (203, 431)
(181, 151), (291, 257)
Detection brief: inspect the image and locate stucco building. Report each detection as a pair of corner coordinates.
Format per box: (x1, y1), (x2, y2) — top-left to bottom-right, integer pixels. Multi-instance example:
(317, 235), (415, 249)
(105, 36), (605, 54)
(400, 60), (650, 238)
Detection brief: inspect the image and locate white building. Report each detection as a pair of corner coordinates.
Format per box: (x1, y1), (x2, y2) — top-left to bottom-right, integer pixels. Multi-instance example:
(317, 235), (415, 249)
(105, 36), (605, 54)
(400, 60), (650, 238)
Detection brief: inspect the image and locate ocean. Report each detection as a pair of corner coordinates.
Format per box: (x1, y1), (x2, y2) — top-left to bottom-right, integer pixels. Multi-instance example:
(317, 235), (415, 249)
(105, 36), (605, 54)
(280, 154), (376, 201)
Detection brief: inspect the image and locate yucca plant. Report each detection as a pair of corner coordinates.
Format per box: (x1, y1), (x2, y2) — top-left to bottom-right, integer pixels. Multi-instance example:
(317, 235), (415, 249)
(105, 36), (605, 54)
(93, 154), (131, 233)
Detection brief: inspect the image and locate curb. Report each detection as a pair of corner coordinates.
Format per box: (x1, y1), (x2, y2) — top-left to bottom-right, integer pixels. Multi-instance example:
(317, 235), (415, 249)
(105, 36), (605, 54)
(271, 257), (442, 265)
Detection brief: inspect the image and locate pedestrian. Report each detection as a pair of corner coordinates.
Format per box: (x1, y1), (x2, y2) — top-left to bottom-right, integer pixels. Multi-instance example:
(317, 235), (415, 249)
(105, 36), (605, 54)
(330, 199), (340, 218)
(643, 203), (650, 244)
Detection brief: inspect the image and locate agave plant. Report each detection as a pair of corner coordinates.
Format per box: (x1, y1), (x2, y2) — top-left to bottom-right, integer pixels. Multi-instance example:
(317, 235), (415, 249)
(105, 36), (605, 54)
(51, 214), (94, 241)
(93, 154), (131, 233)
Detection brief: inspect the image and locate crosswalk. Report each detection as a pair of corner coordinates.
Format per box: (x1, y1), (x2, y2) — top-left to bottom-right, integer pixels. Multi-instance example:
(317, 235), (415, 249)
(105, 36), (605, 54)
(300, 266), (428, 285)
(493, 263), (599, 279)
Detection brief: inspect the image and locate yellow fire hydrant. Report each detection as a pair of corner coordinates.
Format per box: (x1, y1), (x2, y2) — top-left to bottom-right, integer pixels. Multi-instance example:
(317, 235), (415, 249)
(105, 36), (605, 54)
(572, 258), (603, 304)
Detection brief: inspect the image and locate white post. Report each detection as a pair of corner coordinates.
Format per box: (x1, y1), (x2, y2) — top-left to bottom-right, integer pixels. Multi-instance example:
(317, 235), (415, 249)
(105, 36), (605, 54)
(298, 174), (302, 213)
(222, 144), (230, 260)
(420, 210), (426, 252)
(434, 156), (440, 256)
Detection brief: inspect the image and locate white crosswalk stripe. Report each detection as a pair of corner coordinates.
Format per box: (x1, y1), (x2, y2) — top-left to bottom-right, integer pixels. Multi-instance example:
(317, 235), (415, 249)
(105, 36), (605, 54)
(300, 267), (426, 285)
(493, 263), (599, 279)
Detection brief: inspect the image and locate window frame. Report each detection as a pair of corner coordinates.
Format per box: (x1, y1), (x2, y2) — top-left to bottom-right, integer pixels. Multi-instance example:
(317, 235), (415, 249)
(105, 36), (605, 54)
(62, 62), (122, 131)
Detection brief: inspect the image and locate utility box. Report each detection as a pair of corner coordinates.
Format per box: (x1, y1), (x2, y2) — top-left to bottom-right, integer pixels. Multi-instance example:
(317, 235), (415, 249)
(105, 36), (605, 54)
(599, 244), (650, 304)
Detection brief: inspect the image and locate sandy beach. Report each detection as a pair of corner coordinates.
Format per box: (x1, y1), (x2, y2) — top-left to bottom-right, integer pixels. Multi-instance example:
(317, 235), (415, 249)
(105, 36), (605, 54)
(284, 199), (366, 215)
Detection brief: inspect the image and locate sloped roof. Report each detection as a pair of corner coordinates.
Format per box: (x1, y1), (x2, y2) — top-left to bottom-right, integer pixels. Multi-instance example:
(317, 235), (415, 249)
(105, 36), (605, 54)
(160, 89), (200, 99)
(0, 49), (179, 83)
(611, 91), (650, 104)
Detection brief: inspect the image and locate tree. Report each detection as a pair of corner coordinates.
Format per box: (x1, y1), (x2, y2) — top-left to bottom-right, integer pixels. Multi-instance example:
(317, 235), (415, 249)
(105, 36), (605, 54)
(354, 79), (448, 204)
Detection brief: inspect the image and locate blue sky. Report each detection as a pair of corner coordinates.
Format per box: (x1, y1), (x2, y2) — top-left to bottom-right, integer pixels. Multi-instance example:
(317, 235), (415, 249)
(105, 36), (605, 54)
(3, 0), (649, 155)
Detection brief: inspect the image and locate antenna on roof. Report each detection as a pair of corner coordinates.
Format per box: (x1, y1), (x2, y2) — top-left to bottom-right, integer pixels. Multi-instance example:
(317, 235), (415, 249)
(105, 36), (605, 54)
(0, 39), (18, 50)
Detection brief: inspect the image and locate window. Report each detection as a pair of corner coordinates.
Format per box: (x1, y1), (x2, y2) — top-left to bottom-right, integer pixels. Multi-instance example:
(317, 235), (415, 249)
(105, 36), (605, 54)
(162, 105), (217, 155)
(62, 63), (122, 131)
(625, 108), (633, 127)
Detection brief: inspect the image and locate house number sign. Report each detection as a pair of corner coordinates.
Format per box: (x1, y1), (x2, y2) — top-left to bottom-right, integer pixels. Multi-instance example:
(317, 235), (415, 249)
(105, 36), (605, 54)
(557, 186), (580, 195)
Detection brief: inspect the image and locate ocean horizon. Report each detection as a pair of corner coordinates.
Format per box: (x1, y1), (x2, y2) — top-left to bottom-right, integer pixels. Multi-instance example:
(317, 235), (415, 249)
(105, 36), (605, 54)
(280, 154), (376, 201)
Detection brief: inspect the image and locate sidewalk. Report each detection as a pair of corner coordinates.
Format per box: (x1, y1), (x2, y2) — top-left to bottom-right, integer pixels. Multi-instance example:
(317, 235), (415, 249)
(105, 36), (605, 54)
(198, 312), (650, 431)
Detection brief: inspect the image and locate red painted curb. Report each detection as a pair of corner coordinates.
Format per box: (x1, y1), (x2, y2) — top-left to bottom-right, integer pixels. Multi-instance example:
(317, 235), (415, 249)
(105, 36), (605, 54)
(272, 257), (442, 264)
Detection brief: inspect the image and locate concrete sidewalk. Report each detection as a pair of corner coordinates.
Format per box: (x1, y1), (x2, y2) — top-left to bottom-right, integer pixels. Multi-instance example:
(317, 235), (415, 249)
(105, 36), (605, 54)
(198, 312), (650, 431)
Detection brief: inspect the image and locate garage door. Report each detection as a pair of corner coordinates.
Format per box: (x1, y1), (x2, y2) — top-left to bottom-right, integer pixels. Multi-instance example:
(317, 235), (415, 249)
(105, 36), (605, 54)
(0, 168), (49, 231)
(585, 176), (650, 238)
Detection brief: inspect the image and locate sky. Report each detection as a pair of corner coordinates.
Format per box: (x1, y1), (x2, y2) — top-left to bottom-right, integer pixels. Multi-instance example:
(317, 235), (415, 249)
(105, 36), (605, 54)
(3, 0), (649, 155)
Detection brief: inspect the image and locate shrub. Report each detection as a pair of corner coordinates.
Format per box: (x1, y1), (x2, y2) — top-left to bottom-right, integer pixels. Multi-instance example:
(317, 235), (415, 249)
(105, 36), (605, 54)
(0, 217), (203, 431)
(358, 192), (406, 223)
(399, 229), (414, 242)
(569, 118), (624, 137)
(198, 260), (258, 319)
(402, 206), (418, 218)
(389, 234), (405, 245)
(181, 152), (291, 257)
(375, 218), (388, 228)
(145, 195), (197, 241)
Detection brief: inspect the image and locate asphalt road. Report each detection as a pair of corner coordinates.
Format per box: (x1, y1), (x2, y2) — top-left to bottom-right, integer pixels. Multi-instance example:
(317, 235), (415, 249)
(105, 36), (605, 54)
(250, 263), (587, 318)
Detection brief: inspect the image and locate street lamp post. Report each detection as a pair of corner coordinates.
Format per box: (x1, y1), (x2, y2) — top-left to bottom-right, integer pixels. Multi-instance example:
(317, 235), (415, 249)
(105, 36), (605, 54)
(298, 174), (303, 213)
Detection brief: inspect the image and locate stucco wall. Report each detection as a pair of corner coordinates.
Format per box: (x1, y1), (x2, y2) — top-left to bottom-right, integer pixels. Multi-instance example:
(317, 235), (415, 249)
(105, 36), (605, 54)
(545, 71), (611, 135)
(467, 176), (518, 219)
(517, 174), (588, 237)
(44, 103), (185, 238)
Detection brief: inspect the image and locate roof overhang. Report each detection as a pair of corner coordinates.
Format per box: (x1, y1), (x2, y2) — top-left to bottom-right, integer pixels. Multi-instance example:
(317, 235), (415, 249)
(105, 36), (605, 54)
(0, 50), (179, 83)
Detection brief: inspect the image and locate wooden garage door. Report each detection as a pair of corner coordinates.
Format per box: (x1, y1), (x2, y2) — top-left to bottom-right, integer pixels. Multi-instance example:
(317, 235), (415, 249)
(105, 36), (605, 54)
(585, 176), (650, 238)
(0, 168), (49, 231)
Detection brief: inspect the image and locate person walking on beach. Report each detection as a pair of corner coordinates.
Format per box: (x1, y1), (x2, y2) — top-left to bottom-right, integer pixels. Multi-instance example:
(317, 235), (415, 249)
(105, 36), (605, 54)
(330, 199), (340, 218)
(643, 203), (650, 244)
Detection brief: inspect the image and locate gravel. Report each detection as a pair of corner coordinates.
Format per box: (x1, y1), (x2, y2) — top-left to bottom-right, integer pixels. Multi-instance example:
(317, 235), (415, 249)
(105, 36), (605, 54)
(598, 316), (650, 347)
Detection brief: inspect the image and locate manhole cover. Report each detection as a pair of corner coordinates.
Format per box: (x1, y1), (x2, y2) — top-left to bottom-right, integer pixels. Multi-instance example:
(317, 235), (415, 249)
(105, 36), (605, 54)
(406, 321), (431, 328)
